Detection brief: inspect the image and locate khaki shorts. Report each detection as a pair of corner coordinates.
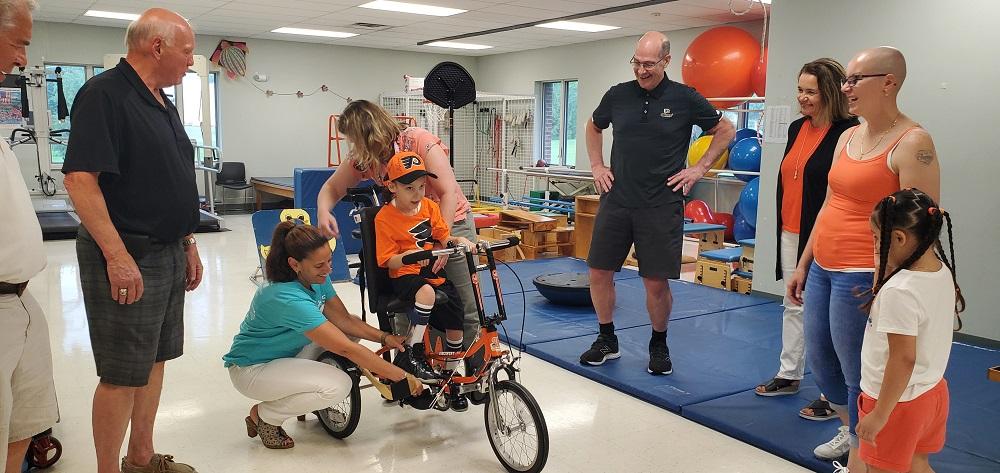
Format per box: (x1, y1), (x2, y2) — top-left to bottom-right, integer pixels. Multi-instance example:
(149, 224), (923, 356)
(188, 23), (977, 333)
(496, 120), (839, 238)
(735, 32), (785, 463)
(0, 290), (59, 451)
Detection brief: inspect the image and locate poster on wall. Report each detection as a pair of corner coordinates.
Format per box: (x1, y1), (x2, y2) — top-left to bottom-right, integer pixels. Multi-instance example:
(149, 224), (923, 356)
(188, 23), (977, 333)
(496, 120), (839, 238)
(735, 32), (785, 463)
(0, 87), (24, 125)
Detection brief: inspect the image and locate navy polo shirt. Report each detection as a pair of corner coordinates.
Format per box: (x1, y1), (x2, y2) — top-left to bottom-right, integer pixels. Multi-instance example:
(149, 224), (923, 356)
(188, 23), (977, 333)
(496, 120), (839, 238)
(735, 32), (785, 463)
(592, 74), (721, 208)
(63, 58), (199, 242)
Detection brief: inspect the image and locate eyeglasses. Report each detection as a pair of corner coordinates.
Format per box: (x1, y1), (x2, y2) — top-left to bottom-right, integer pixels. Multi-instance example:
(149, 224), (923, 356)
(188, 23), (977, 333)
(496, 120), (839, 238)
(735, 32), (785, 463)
(841, 73), (889, 88)
(630, 56), (665, 70)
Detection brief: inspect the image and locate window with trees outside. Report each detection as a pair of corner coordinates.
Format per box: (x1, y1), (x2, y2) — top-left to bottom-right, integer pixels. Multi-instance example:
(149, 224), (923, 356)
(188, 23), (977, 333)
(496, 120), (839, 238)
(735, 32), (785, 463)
(538, 79), (578, 167)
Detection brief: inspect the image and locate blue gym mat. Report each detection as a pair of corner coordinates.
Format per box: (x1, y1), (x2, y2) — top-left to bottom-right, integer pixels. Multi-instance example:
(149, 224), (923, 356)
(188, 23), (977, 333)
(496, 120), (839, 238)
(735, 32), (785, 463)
(526, 304), (787, 411)
(484, 291), (652, 348)
(940, 343), (1000, 463)
(682, 343), (1000, 472)
(683, 375), (845, 471)
(611, 278), (773, 318)
(483, 273), (775, 348)
(484, 257), (639, 297)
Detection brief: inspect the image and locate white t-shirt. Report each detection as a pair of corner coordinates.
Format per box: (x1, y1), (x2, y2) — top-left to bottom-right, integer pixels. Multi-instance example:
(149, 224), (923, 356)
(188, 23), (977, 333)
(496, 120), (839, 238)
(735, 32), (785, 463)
(0, 139), (45, 283)
(860, 265), (955, 401)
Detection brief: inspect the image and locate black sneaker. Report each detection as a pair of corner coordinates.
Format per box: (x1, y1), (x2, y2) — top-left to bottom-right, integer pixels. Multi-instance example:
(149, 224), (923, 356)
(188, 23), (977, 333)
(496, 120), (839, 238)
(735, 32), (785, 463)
(580, 333), (620, 366)
(394, 343), (442, 382)
(647, 342), (672, 375)
(448, 388), (469, 412)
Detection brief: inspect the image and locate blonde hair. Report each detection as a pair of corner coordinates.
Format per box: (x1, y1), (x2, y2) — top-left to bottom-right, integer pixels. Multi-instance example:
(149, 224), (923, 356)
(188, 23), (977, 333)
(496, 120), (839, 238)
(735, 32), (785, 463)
(337, 100), (404, 173)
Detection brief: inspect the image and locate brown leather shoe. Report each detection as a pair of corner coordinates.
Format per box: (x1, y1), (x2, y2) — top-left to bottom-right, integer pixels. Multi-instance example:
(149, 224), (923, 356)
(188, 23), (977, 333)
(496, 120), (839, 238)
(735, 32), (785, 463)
(121, 453), (197, 473)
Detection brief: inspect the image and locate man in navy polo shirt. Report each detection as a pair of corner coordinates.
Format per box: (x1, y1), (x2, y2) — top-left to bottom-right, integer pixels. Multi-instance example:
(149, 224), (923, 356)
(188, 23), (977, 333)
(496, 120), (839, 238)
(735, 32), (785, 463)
(63, 8), (202, 473)
(581, 31), (735, 375)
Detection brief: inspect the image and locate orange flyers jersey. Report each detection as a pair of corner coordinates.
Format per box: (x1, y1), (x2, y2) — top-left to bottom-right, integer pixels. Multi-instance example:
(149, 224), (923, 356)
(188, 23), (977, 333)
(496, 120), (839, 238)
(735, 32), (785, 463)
(375, 197), (450, 283)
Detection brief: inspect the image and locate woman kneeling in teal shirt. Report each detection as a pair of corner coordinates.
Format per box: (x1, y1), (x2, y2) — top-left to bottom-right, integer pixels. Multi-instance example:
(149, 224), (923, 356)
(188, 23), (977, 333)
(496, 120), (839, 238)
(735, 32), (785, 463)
(224, 221), (423, 449)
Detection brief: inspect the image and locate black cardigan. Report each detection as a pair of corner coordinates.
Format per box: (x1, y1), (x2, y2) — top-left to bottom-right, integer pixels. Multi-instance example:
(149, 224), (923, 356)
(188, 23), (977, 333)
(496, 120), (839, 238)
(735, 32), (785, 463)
(774, 116), (860, 280)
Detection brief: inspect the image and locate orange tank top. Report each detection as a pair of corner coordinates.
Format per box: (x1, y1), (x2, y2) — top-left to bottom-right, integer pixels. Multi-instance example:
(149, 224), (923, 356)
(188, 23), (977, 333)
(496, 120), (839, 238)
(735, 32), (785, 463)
(812, 127), (917, 270)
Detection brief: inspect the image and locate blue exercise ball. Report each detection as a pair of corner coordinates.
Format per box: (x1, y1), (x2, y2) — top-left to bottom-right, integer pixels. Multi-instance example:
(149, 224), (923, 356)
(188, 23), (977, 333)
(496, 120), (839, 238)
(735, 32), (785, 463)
(738, 177), (760, 226)
(729, 137), (762, 182)
(734, 211), (756, 241)
(729, 128), (762, 152)
(732, 202), (756, 240)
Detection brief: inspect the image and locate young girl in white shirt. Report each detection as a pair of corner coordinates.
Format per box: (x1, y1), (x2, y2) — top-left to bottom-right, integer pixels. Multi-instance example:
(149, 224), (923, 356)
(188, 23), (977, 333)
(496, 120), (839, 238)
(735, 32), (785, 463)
(853, 188), (965, 473)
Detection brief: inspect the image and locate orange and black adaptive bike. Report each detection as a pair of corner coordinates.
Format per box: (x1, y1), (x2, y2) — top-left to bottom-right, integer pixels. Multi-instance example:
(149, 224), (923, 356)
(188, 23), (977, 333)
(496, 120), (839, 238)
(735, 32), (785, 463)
(305, 187), (549, 473)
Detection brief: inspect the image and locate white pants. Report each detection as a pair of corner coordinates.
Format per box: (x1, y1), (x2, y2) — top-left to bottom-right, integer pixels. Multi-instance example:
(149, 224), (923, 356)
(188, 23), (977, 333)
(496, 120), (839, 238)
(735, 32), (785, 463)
(1, 290), (59, 466)
(777, 231), (806, 380)
(228, 344), (352, 426)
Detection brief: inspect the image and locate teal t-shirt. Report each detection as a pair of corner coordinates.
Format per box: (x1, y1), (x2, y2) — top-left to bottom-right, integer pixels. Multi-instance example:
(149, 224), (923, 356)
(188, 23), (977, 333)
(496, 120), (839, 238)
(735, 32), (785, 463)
(223, 277), (337, 367)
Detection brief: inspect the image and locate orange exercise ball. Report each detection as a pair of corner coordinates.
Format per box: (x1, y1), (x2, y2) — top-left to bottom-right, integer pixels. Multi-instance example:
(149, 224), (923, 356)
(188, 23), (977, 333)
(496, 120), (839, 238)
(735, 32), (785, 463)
(687, 135), (729, 170)
(752, 47), (767, 97)
(682, 26), (760, 109)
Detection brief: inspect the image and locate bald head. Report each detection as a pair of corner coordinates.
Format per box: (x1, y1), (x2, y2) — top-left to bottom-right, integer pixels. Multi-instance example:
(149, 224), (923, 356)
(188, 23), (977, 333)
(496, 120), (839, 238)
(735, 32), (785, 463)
(852, 46), (907, 87)
(636, 31), (670, 60)
(125, 8), (191, 52)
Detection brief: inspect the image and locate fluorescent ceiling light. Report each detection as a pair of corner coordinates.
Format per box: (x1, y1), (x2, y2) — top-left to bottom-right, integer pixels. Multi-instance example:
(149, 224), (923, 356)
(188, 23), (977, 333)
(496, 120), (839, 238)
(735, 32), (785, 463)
(272, 27), (358, 38)
(84, 10), (141, 21)
(536, 21), (620, 32)
(427, 41), (492, 50)
(359, 1), (466, 17)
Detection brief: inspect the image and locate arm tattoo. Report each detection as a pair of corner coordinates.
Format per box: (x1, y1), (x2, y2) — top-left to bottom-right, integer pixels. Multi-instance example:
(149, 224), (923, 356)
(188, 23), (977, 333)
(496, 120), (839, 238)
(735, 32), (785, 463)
(915, 150), (934, 165)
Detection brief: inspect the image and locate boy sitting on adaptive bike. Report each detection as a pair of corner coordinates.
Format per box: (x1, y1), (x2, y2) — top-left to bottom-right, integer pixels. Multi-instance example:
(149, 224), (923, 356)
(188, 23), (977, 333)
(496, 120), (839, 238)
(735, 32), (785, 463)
(375, 151), (474, 411)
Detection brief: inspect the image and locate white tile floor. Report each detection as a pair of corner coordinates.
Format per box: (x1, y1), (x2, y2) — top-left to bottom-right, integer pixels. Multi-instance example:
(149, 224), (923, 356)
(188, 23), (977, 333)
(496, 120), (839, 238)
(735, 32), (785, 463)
(29, 214), (808, 473)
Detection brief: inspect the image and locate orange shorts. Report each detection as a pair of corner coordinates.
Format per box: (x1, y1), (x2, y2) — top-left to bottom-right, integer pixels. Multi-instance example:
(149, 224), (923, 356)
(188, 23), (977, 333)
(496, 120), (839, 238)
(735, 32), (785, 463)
(858, 379), (949, 472)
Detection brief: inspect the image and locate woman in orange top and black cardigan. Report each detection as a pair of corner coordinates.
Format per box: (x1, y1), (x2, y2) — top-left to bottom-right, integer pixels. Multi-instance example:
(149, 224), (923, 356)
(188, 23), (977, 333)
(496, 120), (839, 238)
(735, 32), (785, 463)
(755, 59), (858, 412)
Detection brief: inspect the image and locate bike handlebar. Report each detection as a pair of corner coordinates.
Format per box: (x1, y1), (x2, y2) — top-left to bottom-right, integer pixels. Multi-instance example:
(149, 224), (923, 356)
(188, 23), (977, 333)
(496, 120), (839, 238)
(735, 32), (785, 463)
(399, 237), (520, 265)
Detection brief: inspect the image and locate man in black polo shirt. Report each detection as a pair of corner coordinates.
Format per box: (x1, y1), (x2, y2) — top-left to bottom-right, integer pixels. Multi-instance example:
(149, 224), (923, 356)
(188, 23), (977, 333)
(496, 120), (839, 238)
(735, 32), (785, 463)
(580, 31), (735, 375)
(63, 8), (202, 473)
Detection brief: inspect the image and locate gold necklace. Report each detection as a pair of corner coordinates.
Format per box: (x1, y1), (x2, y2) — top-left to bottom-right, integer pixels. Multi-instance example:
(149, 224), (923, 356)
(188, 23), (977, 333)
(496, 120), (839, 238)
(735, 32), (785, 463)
(791, 121), (827, 180)
(859, 115), (900, 157)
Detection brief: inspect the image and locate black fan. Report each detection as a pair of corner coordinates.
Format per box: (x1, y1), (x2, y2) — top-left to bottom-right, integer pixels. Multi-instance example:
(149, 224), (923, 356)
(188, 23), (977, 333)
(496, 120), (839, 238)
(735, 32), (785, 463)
(423, 61), (476, 167)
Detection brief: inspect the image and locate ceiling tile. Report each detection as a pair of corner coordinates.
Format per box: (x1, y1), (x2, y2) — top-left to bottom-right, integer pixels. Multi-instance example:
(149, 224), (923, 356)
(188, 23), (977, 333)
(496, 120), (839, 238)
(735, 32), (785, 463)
(35, 0), (764, 56)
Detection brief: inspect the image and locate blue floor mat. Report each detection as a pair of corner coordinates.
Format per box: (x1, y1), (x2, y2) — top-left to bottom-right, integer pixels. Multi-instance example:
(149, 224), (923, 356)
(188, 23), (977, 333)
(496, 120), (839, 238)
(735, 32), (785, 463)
(610, 278), (774, 318)
(485, 280), (777, 348)
(941, 343), (1000, 463)
(683, 375), (845, 472)
(485, 291), (650, 348)
(932, 447), (1000, 473)
(526, 304), (787, 411)
(683, 365), (1000, 473)
(485, 257), (639, 297)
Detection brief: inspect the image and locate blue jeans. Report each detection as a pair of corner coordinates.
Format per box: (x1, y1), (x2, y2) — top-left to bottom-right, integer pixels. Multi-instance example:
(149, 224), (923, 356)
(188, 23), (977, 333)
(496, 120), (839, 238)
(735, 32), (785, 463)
(803, 262), (872, 439)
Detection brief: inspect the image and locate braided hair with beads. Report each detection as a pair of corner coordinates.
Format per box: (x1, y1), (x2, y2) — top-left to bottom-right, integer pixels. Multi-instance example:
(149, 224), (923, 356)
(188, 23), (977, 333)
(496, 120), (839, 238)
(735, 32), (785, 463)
(862, 188), (966, 329)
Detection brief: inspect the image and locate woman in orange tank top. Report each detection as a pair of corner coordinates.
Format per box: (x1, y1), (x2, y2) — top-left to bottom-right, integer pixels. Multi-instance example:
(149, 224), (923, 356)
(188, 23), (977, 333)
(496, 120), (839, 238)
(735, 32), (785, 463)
(785, 47), (941, 470)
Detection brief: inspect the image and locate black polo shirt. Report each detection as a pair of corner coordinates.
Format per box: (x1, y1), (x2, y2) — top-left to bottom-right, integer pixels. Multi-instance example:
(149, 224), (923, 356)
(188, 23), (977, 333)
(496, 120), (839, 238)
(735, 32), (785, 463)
(592, 74), (721, 208)
(63, 58), (198, 242)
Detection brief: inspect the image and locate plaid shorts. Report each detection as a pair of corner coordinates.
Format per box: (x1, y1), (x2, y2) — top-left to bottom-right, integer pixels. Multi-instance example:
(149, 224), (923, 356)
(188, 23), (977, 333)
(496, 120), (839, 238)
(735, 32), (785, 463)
(76, 227), (187, 387)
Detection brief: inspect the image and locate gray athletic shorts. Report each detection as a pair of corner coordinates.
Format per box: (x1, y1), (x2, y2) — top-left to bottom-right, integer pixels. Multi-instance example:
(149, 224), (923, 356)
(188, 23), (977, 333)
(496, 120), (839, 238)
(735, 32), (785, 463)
(586, 196), (684, 279)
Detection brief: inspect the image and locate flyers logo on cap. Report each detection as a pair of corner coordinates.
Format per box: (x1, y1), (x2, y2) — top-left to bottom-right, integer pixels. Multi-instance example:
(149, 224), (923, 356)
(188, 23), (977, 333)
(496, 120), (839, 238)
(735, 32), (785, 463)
(387, 151), (438, 184)
(401, 154), (422, 169)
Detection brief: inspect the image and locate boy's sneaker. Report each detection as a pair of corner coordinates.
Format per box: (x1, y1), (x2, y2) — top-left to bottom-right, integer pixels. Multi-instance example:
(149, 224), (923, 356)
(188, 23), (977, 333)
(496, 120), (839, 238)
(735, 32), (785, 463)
(814, 425), (851, 460)
(580, 333), (620, 365)
(647, 342), (672, 375)
(394, 343), (441, 382)
(448, 389), (469, 412)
